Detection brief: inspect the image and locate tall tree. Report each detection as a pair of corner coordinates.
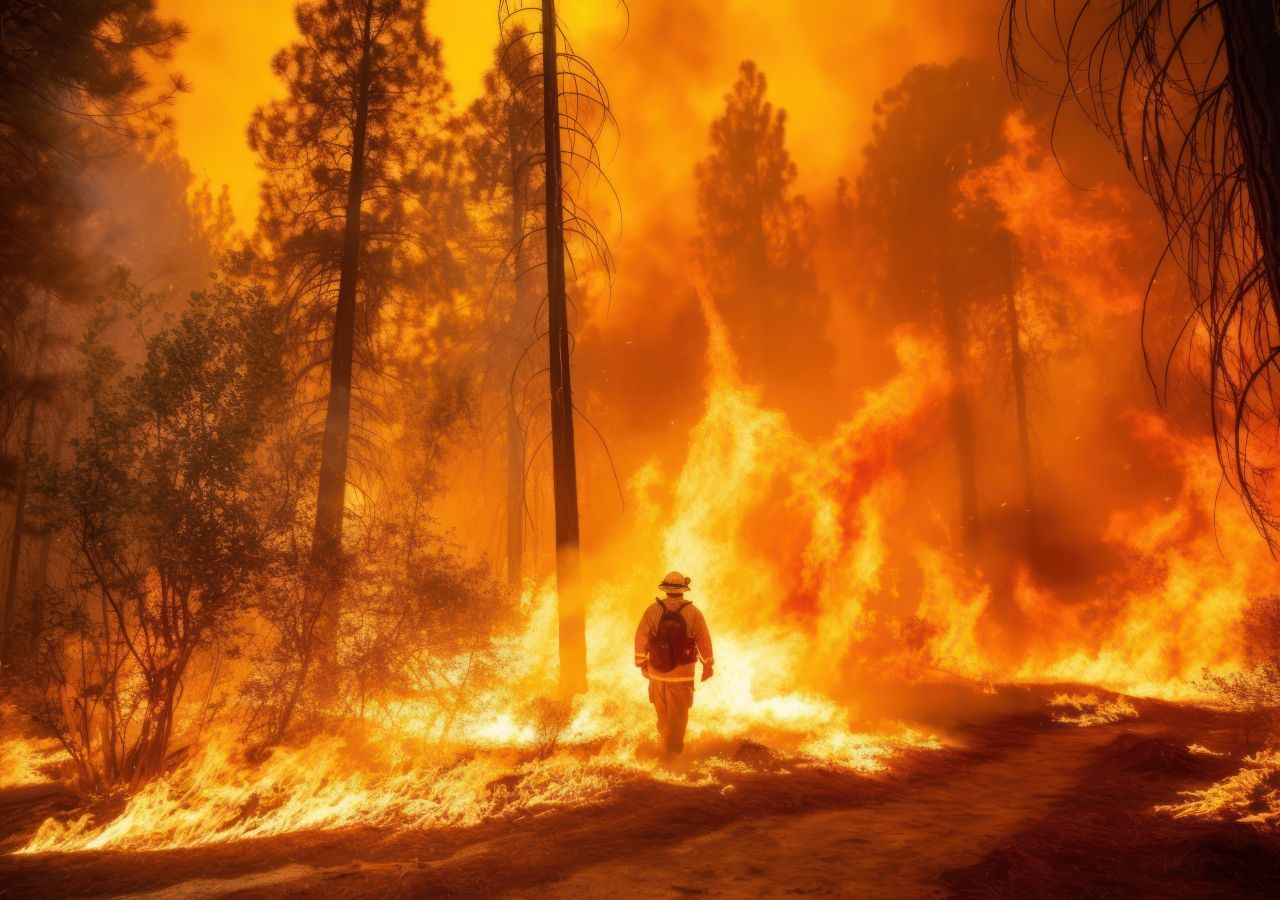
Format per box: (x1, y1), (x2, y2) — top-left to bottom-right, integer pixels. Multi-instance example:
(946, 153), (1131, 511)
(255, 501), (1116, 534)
(695, 61), (833, 429)
(855, 61), (1014, 551)
(1003, 0), (1280, 545)
(250, 0), (456, 692)
(540, 0), (585, 695)
(1006, 242), (1038, 551)
(497, 0), (617, 694)
(0, 1), (184, 665)
(463, 32), (543, 588)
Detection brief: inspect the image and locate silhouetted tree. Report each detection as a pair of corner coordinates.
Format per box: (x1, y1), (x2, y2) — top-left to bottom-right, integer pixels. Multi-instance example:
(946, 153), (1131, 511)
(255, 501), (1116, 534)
(31, 276), (283, 789)
(695, 61), (833, 428)
(855, 61), (1014, 550)
(462, 31), (544, 587)
(250, 0), (458, 701)
(497, 0), (618, 695)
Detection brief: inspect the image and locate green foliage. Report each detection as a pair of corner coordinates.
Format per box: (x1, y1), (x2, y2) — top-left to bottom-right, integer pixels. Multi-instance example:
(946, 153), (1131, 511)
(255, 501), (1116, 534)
(27, 274), (285, 789)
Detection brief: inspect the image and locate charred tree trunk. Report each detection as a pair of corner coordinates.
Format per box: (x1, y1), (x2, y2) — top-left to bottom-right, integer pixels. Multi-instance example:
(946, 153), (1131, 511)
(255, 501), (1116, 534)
(1, 302), (47, 668)
(0, 393), (36, 667)
(939, 239), (981, 551)
(309, 0), (376, 682)
(1220, 0), (1280, 321)
(1006, 241), (1037, 552)
(542, 0), (587, 695)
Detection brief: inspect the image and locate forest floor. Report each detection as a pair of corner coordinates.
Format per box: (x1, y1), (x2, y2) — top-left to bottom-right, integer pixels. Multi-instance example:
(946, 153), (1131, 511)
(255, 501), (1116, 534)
(2, 686), (1279, 898)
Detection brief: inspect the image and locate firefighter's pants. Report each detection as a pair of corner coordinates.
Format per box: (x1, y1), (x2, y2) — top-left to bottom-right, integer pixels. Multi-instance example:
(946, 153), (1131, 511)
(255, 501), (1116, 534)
(648, 679), (695, 754)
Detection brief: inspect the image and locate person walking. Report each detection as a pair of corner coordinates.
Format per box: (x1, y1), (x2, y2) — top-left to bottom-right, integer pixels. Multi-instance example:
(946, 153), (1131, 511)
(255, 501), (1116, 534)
(634, 570), (714, 758)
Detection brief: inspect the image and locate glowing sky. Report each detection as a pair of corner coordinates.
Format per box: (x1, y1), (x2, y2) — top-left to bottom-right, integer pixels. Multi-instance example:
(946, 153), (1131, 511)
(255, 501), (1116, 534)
(155, 0), (991, 230)
(158, 0), (499, 227)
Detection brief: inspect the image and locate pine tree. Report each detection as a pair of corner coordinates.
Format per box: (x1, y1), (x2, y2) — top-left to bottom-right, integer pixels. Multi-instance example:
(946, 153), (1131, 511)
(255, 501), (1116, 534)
(463, 31), (544, 587)
(495, 0), (617, 695)
(250, 0), (458, 699)
(0, 1), (184, 664)
(695, 61), (833, 427)
(855, 61), (1013, 551)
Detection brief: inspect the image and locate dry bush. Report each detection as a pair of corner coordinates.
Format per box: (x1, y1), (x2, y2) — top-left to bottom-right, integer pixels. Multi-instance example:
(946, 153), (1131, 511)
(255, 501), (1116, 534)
(1199, 594), (1280, 750)
(527, 697), (572, 759)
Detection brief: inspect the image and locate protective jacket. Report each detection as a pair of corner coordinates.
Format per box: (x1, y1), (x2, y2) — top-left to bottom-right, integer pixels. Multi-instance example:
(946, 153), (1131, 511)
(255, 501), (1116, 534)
(634, 598), (714, 682)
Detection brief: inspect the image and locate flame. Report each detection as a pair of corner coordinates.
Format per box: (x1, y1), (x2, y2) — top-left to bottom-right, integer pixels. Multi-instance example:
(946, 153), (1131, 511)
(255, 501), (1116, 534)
(1048, 692), (1139, 727)
(16, 273), (1279, 853)
(12, 288), (961, 854)
(1157, 750), (1280, 827)
(0, 736), (68, 790)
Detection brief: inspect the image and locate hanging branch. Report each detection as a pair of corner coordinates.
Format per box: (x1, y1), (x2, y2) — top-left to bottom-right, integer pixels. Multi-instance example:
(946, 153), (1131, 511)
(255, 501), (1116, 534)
(496, 0), (622, 694)
(1003, 1), (1280, 548)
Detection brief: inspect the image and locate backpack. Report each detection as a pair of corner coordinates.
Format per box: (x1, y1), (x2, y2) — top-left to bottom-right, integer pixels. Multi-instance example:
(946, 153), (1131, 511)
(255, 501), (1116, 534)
(647, 600), (698, 673)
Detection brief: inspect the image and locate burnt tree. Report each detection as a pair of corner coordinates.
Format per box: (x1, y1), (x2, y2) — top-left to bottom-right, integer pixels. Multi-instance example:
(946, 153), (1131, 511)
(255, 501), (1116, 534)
(498, 0), (618, 694)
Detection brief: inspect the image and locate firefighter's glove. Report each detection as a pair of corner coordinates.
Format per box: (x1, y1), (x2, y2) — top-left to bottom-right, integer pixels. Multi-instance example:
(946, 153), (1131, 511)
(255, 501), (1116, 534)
(701, 663), (714, 682)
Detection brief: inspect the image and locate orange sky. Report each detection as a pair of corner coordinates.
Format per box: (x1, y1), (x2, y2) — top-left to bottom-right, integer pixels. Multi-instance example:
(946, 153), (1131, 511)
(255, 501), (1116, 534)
(157, 0), (991, 229)
(158, 0), (500, 226)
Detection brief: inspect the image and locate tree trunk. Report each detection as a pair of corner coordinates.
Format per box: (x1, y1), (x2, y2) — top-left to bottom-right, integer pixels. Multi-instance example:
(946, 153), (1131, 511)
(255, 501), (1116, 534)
(542, 0), (587, 695)
(1, 302), (47, 668)
(1219, 0), (1280, 323)
(0, 393), (36, 667)
(506, 400), (525, 586)
(1006, 240), (1037, 552)
(309, 0), (376, 680)
(939, 238), (981, 551)
(506, 87), (527, 588)
(25, 409), (64, 655)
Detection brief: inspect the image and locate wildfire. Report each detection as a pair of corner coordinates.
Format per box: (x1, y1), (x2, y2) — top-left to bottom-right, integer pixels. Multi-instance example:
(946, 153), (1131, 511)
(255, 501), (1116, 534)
(1048, 692), (1139, 727)
(1157, 750), (1280, 827)
(16, 573), (942, 854)
(14, 276), (1279, 854)
(0, 736), (68, 791)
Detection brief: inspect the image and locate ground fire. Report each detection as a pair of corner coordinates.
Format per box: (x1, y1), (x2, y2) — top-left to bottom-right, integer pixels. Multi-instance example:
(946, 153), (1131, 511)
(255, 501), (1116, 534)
(1, 0), (1280, 896)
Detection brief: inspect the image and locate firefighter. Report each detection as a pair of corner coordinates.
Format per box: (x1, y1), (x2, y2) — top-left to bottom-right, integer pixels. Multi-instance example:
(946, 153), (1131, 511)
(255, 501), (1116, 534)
(634, 570), (714, 758)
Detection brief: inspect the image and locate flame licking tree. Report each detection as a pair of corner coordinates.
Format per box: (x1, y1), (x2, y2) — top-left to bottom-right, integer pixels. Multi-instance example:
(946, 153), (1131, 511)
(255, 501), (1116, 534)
(499, 0), (618, 694)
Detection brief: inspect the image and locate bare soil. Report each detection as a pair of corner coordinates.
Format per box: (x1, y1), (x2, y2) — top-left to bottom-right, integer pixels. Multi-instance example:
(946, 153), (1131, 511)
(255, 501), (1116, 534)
(1, 687), (1277, 899)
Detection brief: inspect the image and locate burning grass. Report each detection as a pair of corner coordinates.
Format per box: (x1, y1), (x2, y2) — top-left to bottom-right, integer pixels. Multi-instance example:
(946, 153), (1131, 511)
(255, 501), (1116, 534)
(1158, 749), (1280, 828)
(1049, 692), (1139, 727)
(11, 577), (945, 856)
(0, 735), (68, 791)
(0, 705), (69, 791)
(14, 722), (937, 854)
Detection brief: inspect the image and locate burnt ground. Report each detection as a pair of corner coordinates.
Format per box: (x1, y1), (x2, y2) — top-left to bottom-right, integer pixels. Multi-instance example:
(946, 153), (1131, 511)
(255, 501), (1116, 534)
(0, 686), (1277, 898)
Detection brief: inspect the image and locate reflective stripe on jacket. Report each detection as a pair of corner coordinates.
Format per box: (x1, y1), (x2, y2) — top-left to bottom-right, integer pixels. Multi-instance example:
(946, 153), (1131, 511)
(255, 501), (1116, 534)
(634, 598), (713, 683)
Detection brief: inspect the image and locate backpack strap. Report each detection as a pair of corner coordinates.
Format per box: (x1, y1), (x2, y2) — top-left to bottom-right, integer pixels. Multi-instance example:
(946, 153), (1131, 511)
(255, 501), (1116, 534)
(649, 598), (664, 637)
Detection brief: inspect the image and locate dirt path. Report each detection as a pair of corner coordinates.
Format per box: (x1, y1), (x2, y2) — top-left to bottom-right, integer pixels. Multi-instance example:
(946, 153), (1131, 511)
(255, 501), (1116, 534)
(1, 714), (1168, 898)
(506, 725), (1124, 899)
